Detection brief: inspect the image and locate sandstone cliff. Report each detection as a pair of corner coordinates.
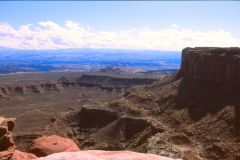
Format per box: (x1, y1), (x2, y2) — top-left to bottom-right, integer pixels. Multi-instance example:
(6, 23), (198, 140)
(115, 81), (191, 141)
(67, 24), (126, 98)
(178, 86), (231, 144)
(179, 47), (240, 84)
(178, 47), (240, 134)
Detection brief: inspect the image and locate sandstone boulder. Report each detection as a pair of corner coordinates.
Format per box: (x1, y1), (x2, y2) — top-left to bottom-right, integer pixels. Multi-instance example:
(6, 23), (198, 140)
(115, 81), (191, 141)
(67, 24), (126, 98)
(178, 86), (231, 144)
(27, 135), (80, 157)
(35, 150), (182, 160)
(11, 150), (37, 160)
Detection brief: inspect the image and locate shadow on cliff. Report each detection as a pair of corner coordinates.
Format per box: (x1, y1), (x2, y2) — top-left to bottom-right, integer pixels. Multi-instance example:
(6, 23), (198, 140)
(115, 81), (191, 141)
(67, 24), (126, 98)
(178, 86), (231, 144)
(174, 75), (240, 134)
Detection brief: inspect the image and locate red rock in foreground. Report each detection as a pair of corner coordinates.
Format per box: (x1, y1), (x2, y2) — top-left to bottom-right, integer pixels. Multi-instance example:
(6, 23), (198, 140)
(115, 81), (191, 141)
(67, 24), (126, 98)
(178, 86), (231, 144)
(0, 117), (37, 160)
(35, 150), (182, 160)
(11, 150), (37, 160)
(27, 135), (80, 157)
(0, 117), (16, 160)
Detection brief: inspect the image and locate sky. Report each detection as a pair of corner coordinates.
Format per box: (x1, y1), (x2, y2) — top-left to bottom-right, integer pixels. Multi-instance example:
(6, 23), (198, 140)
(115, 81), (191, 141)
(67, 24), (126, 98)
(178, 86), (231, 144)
(0, 1), (239, 51)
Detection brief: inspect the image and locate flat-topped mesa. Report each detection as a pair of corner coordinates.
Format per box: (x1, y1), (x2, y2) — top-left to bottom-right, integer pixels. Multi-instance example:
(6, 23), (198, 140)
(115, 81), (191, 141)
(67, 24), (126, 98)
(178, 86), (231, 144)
(179, 47), (240, 84)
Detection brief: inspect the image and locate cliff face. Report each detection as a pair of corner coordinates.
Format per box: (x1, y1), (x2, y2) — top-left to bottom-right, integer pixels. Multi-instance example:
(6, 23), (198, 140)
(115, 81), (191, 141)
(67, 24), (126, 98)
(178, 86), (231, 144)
(0, 74), (157, 99)
(116, 47), (240, 159)
(180, 47), (240, 84)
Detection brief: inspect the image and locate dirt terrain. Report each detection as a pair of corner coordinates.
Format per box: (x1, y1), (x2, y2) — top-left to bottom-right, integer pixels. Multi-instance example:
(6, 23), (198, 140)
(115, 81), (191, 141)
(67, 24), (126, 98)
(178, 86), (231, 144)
(0, 71), (162, 152)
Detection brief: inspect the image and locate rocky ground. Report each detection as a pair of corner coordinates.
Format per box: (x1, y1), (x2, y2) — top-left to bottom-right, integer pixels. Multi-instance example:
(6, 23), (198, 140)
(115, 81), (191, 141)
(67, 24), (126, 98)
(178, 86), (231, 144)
(0, 72), (162, 152)
(0, 116), (180, 160)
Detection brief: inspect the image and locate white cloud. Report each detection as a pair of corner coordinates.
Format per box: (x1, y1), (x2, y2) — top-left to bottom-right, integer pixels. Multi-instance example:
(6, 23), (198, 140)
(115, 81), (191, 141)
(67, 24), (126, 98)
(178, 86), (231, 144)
(0, 21), (239, 51)
(172, 24), (179, 28)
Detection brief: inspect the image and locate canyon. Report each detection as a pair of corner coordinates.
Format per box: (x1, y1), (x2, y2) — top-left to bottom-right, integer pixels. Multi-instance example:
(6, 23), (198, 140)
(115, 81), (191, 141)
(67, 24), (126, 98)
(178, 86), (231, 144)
(1, 47), (240, 160)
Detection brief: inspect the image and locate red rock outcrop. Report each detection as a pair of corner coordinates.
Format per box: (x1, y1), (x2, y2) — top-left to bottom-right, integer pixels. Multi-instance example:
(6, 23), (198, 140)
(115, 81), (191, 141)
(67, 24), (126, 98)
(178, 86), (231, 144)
(11, 150), (37, 160)
(27, 135), (80, 157)
(179, 47), (240, 84)
(35, 150), (182, 160)
(0, 117), (37, 160)
(0, 117), (16, 160)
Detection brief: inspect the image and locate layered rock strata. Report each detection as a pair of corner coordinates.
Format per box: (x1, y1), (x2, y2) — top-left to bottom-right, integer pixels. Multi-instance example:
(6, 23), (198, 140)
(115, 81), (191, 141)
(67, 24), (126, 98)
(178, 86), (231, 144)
(179, 47), (240, 84)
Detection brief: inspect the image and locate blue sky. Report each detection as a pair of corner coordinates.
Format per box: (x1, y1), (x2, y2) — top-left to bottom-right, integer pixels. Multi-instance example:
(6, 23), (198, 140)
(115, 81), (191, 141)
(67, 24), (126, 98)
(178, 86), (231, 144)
(0, 1), (239, 51)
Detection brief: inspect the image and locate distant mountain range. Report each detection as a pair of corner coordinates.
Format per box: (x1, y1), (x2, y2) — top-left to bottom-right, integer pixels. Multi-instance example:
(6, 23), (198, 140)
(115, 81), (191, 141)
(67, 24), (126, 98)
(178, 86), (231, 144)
(0, 48), (181, 74)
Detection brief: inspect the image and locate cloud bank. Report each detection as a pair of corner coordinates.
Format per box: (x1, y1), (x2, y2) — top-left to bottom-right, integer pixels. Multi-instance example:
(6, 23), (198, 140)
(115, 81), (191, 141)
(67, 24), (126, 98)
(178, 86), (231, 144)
(0, 21), (239, 51)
